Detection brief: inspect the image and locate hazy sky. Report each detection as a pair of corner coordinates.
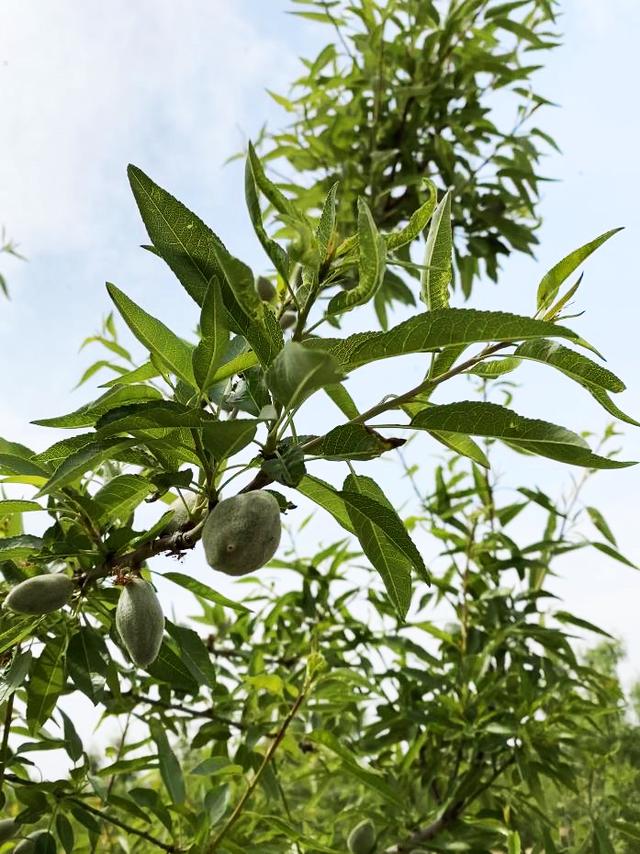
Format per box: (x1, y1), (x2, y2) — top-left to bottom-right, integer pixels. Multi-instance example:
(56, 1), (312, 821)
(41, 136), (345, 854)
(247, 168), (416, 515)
(1, 0), (640, 769)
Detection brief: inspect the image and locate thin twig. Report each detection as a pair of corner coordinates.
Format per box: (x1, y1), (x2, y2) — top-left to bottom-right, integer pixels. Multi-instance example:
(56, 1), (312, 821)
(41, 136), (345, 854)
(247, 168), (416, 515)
(205, 681), (312, 852)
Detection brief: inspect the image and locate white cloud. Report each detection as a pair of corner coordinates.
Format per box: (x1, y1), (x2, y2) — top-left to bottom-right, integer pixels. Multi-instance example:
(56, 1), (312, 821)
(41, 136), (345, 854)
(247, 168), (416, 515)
(0, 0), (297, 253)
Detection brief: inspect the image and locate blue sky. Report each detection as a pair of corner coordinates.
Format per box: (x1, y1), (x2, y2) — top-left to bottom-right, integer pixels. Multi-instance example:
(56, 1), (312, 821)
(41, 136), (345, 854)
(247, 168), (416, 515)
(1, 0), (640, 764)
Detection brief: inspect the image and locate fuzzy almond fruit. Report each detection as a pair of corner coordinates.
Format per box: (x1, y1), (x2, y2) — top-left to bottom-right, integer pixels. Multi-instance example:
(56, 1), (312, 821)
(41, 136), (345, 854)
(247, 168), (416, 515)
(163, 492), (200, 535)
(115, 578), (164, 668)
(3, 573), (75, 615)
(202, 491), (281, 576)
(348, 819), (376, 854)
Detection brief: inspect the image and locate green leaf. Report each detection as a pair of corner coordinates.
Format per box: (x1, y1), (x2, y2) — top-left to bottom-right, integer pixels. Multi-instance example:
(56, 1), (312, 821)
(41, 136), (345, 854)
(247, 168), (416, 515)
(95, 400), (216, 434)
(295, 474), (355, 533)
(328, 198), (386, 314)
(192, 277), (230, 394)
(590, 541), (638, 569)
(586, 506), (617, 545)
(319, 309), (583, 372)
(515, 339), (624, 392)
(0, 499), (42, 514)
(245, 152), (290, 280)
(93, 475), (155, 523)
(210, 240), (283, 366)
(324, 383), (360, 419)
(201, 420), (257, 462)
(0, 535), (43, 561)
(310, 424), (404, 460)
(266, 341), (345, 410)
(165, 621), (217, 687)
(106, 283), (196, 387)
(316, 182), (339, 262)
(56, 813), (75, 854)
(247, 141), (308, 226)
(309, 729), (404, 808)
(0, 650), (32, 704)
(536, 228), (622, 310)
(67, 626), (110, 704)
(411, 401), (636, 469)
(162, 571), (250, 613)
(60, 708), (83, 761)
(149, 718), (186, 805)
(421, 190), (452, 309)
(340, 474), (428, 617)
(32, 384), (163, 429)
(26, 633), (68, 731)
(100, 360), (160, 387)
(428, 429), (490, 468)
(0, 617), (40, 656)
(128, 163), (226, 305)
(38, 438), (136, 495)
(386, 178), (437, 251)
(145, 640), (200, 694)
(507, 831), (522, 854)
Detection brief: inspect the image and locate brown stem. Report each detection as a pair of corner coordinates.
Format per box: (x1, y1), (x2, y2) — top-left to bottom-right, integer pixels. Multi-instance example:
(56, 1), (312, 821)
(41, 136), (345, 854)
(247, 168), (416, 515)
(205, 682), (311, 852)
(124, 691), (247, 731)
(64, 795), (179, 853)
(0, 690), (15, 795)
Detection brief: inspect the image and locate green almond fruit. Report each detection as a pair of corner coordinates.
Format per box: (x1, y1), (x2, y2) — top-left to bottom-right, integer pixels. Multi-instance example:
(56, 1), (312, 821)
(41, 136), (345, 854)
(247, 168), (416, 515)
(0, 818), (18, 843)
(163, 492), (200, 535)
(256, 275), (277, 302)
(202, 491), (281, 576)
(3, 573), (75, 615)
(348, 819), (376, 854)
(279, 309), (297, 330)
(115, 578), (164, 668)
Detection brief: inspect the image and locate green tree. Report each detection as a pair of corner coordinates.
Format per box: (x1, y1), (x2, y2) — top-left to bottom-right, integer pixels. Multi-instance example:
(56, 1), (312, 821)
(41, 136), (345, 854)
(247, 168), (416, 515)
(0, 4), (637, 854)
(264, 0), (561, 308)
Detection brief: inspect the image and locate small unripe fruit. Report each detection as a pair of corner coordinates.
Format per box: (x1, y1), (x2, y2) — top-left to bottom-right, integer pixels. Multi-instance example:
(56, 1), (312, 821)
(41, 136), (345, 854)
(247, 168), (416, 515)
(3, 573), (75, 615)
(14, 831), (49, 854)
(256, 275), (277, 302)
(202, 491), (281, 575)
(0, 819), (18, 843)
(116, 579), (164, 668)
(348, 819), (376, 854)
(163, 492), (199, 534)
(279, 310), (297, 330)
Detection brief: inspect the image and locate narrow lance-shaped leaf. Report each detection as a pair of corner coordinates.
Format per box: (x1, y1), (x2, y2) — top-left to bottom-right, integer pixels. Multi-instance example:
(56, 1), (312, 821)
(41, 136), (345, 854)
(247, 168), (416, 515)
(316, 182), (339, 262)
(245, 151), (290, 280)
(192, 276), (229, 394)
(536, 228), (622, 311)
(149, 718), (186, 805)
(209, 241), (283, 366)
(421, 189), (452, 310)
(411, 401), (636, 469)
(38, 438), (136, 495)
(385, 178), (437, 251)
(295, 474), (355, 533)
(328, 198), (386, 315)
(317, 309), (585, 372)
(340, 474), (429, 618)
(26, 633), (68, 732)
(247, 141), (309, 227)
(128, 163), (225, 306)
(106, 283), (196, 388)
